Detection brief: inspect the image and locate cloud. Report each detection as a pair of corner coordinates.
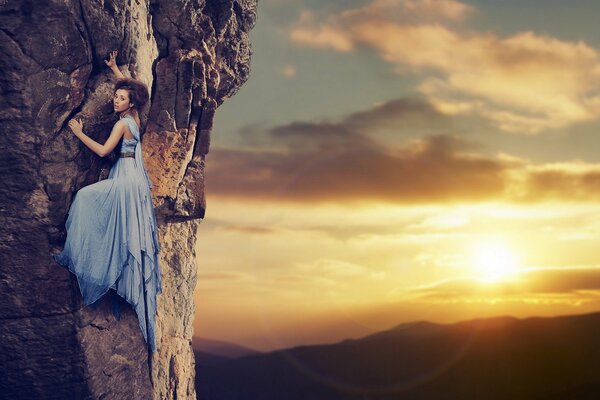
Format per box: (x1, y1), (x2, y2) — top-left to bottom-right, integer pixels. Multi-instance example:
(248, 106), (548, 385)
(196, 271), (256, 281)
(284, 258), (387, 287)
(218, 225), (280, 235)
(206, 136), (507, 204)
(519, 164), (600, 202)
(206, 95), (600, 205)
(290, 10), (356, 52)
(288, 0), (600, 133)
(339, 0), (474, 25)
(404, 267), (600, 306)
(343, 96), (454, 133)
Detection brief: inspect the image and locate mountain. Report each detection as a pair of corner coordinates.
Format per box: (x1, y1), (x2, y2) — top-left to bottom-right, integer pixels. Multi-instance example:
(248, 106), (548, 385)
(195, 311), (600, 400)
(192, 336), (262, 359)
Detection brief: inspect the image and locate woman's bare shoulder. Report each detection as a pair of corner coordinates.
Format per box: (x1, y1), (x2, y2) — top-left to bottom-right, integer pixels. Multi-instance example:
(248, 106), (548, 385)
(133, 112), (141, 129)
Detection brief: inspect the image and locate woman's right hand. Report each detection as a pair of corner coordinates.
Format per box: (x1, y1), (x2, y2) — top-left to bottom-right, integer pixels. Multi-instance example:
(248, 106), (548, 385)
(68, 118), (83, 137)
(104, 50), (118, 69)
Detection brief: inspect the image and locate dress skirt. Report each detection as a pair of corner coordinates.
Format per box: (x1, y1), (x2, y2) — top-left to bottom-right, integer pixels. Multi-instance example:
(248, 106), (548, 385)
(53, 149), (162, 353)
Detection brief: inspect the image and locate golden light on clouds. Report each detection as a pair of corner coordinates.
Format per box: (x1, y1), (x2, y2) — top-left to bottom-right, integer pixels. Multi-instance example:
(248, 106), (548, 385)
(196, 197), (600, 349)
(208, 131), (600, 204)
(289, 10), (355, 52)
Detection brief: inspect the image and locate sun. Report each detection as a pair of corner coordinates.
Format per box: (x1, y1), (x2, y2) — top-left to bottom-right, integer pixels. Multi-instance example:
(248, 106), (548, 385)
(470, 239), (521, 283)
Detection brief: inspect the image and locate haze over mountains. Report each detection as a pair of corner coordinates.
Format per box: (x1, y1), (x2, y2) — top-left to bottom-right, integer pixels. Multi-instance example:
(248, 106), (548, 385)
(194, 311), (600, 400)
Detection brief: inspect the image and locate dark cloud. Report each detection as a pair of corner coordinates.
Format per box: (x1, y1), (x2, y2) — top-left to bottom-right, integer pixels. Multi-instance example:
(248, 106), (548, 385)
(519, 170), (600, 202)
(207, 96), (600, 204)
(237, 95), (464, 150)
(342, 96), (455, 133)
(206, 133), (507, 204)
(268, 120), (377, 151)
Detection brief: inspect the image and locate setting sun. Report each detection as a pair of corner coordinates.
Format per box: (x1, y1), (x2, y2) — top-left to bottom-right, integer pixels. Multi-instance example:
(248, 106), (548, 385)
(470, 239), (521, 283)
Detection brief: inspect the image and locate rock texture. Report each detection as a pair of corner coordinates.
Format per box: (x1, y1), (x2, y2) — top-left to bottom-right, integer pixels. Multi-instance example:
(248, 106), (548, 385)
(0, 0), (257, 399)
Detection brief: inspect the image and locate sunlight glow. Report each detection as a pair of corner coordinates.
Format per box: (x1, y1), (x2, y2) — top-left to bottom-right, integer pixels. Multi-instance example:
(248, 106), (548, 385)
(470, 239), (521, 283)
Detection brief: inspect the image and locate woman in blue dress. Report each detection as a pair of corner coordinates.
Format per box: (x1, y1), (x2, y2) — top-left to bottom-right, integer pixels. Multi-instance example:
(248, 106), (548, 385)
(53, 50), (162, 353)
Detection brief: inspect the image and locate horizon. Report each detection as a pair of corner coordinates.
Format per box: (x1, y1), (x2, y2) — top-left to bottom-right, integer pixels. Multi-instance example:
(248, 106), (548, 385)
(193, 307), (600, 353)
(193, 309), (600, 354)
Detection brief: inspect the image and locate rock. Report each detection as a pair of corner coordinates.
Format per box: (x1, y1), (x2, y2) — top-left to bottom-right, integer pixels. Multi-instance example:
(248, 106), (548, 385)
(0, 0), (257, 399)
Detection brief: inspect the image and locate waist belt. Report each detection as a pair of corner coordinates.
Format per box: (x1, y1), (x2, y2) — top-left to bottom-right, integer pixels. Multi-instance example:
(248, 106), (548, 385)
(120, 152), (135, 158)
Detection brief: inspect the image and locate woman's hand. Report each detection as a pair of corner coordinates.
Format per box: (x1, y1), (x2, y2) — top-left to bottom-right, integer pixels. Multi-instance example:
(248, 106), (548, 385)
(105, 50), (125, 79)
(68, 118), (84, 137)
(104, 50), (118, 69)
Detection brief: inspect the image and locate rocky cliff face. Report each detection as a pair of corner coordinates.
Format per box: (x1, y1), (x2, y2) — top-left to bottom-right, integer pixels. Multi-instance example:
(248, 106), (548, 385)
(0, 0), (257, 399)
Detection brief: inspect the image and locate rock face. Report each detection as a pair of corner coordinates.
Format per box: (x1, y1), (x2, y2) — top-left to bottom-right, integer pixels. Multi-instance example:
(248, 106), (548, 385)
(0, 0), (257, 399)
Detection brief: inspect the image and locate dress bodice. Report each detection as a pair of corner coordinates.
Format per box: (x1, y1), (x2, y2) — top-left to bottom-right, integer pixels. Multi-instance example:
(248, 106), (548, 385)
(116, 114), (154, 189)
(120, 137), (138, 152)
(119, 115), (139, 152)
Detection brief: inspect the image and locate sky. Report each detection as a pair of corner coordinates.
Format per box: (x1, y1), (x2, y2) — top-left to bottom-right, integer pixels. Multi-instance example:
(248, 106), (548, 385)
(192, 0), (600, 352)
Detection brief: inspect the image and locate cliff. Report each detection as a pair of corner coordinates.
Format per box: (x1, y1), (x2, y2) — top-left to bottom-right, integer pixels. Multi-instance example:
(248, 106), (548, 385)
(0, 0), (257, 399)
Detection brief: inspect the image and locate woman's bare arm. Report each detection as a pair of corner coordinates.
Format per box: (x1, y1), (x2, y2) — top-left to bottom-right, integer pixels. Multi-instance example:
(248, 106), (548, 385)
(104, 50), (125, 80)
(68, 118), (125, 157)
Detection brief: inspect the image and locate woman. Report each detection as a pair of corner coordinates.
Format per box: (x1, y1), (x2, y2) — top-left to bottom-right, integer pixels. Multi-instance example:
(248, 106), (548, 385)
(53, 50), (162, 353)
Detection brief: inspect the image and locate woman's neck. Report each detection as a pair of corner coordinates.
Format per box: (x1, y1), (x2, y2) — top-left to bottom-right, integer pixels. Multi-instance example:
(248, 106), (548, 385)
(119, 110), (136, 119)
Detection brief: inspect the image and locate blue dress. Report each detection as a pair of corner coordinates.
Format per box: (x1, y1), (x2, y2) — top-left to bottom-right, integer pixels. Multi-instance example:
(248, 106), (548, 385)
(53, 115), (162, 353)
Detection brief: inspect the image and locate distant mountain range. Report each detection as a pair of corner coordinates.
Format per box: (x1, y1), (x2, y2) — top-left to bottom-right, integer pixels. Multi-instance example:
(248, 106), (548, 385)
(192, 336), (262, 359)
(194, 312), (600, 400)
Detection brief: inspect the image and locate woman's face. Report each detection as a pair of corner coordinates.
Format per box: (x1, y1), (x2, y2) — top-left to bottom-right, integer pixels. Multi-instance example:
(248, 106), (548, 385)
(113, 89), (132, 113)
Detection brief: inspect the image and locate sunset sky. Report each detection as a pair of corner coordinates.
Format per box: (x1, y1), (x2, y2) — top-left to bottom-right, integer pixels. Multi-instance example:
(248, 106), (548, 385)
(193, 0), (600, 352)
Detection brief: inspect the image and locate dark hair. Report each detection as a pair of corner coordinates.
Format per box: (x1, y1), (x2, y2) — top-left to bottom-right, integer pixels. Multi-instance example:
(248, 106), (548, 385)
(114, 78), (149, 109)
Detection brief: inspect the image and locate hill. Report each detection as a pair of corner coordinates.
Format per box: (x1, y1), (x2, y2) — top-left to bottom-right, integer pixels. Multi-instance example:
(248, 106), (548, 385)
(195, 311), (600, 400)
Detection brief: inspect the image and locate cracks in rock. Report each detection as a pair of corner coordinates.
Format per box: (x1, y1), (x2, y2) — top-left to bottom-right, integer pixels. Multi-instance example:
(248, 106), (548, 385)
(169, 354), (179, 400)
(202, 0), (223, 36)
(232, 0), (244, 20)
(76, 0), (96, 67)
(146, 3), (213, 221)
(163, 12), (180, 37)
(149, 59), (161, 129)
(89, 322), (108, 331)
(148, 0), (173, 57)
(164, 214), (204, 223)
(0, 27), (43, 71)
(173, 58), (180, 131)
(172, 63), (206, 219)
(120, 6), (132, 66)
(54, 86), (89, 143)
(70, 2), (91, 74)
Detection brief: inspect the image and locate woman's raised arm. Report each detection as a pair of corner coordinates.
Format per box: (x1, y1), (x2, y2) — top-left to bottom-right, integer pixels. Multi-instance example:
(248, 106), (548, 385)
(104, 50), (125, 80)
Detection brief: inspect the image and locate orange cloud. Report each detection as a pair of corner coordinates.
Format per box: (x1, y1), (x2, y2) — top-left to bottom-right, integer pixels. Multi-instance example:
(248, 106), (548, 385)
(405, 267), (600, 306)
(206, 134), (507, 204)
(519, 165), (600, 202)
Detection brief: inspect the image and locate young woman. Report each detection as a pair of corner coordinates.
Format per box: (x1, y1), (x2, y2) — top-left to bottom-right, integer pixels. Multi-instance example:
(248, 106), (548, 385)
(53, 50), (162, 353)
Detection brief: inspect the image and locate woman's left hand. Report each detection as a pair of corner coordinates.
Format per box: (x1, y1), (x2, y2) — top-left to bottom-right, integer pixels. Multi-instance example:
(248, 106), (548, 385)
(68, 118), (83, 136)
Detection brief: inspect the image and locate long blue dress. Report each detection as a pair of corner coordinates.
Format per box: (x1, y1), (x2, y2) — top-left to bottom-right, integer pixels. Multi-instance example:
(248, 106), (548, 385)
(53, 114), (162, 353)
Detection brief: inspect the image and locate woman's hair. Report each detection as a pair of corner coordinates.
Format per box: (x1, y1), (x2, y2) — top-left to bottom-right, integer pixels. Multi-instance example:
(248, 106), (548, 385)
(114, 78), (149, 109)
